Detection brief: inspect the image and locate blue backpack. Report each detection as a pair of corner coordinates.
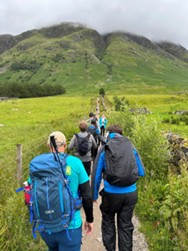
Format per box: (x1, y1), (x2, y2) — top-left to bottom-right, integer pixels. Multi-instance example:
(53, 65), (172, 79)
(29, 152), (81, 238)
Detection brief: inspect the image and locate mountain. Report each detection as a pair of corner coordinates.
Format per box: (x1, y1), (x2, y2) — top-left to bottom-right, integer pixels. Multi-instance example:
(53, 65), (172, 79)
(0, 22), (188, 95)
(156, 41), (188, 63)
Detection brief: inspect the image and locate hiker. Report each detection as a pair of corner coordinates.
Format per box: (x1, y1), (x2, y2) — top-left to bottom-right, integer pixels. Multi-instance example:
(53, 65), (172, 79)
(68, 120), (97, 176)
(87, 119), (100, 161)
(91, 125), (145, 251)
(87, 112), (101, 133)
(99, 114), (108, 137)
(29, 131), (94, 251)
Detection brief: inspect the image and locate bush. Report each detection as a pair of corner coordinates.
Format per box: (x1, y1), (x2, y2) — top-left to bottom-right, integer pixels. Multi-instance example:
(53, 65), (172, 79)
(0, 82), (65, 98)
(159, 163), (188, 250)
(107, 110), (135, 137)
(131, 116), (169, 179)
(162, 118), (170, 123)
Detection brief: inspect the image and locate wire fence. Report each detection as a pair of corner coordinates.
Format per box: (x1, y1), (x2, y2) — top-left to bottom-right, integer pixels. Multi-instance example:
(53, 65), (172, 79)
(0, 97), (102, 203)
(0, 134), (48, 202)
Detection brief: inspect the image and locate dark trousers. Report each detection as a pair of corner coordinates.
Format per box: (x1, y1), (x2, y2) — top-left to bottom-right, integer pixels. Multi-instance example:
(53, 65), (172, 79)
(100, 126), (105, 137)
(91, 147), (98, 162)
(41, 227), (82, 251)
(99, 189), (138, 251)
(82, 161), (91, 176)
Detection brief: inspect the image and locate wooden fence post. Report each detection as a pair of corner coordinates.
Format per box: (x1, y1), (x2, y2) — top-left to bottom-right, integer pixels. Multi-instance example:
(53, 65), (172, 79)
(17, 144), (22, 186)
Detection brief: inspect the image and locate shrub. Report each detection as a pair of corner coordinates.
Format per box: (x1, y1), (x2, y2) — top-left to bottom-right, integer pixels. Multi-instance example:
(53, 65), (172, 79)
(159, 163), (188, 250)
(131, 116), (169, 179)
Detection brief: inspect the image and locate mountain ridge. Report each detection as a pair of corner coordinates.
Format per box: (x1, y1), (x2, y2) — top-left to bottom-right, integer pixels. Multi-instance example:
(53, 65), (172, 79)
(0, 22), (188, 95)
(1, 22), (188, 60)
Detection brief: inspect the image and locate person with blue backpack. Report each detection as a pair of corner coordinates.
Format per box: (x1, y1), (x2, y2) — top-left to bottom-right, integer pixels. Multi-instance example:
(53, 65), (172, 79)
(29, 131), (94, 251)
(91, 125), (145, 251)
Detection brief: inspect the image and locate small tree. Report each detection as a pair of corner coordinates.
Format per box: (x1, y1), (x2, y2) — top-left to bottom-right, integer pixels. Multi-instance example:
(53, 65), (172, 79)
(99, 88), (105, 97)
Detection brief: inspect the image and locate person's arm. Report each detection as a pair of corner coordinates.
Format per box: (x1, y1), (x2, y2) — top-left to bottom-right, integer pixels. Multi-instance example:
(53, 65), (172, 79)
(91, 134), (97, 149)
(79, 181), (94, 235)
(96, 121), (101, 133)
(96, 127), (100, 135)
(98, 118), (101, 128)
(91, 147), (105, 201)
(133, 148), (145, 176)
(68, 135), (76, 150)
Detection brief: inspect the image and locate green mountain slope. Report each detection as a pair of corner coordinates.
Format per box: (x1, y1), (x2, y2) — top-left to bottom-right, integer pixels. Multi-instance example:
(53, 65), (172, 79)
(0, 22), (188, 95)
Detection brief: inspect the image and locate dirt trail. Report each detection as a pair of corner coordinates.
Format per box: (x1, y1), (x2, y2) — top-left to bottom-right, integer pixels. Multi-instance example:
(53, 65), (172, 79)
(81, 199), (149, 251)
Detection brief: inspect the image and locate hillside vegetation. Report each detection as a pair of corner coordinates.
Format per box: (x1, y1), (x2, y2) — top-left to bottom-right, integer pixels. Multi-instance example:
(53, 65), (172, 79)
(0, 22), (188, 95)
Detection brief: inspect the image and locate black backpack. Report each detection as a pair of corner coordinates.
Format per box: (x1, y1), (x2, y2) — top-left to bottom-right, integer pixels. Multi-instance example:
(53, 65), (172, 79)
(75, 133), (90, 156)
(104, 136), (138, 186)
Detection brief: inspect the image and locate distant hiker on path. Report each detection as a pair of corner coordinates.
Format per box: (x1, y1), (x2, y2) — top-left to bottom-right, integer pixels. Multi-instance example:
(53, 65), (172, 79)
(87, 112), (101, 133)
(29, 131), (94, 251)
(91, 125), (145, 251)
(99, 114), (108, 137)
(68, 120), (97, 176)
(87, 118), (100, 161)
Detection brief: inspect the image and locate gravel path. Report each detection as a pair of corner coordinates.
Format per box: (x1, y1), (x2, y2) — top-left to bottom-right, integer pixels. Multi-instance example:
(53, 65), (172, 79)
(81, 198), (149, 251)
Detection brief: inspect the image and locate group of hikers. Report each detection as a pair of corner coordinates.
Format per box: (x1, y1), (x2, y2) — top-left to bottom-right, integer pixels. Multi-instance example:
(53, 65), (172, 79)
(21, 111), (145, 251)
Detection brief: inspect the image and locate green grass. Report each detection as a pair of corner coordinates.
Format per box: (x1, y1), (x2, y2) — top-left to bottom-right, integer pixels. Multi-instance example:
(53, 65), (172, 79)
(109, 94), (188, 137)
(0, 95), (92, 155)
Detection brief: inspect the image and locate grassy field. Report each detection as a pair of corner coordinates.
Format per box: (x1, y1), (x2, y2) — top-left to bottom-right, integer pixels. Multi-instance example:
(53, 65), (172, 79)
(108, 94), (188, 137)
(0, 94), (94, 190)
(1, 93), (188, 157)
(0, 95), (91, 151)
(1, 93), (187, 181)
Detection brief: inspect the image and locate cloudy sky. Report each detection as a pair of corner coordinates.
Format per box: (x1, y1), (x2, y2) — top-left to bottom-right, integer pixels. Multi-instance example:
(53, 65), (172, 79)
(1, 0), (188, 49)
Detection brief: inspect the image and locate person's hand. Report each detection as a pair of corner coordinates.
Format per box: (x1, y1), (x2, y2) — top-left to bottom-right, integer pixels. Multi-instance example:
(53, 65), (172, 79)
(84, 221), (94, 236)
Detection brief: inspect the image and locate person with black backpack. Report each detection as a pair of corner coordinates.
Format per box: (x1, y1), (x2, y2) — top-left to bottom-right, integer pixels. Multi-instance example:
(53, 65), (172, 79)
(28, 131), (94, 251)
(68, 120), (97, 176)
(91, 125), (145, 251)
(87, 119), (100, 161)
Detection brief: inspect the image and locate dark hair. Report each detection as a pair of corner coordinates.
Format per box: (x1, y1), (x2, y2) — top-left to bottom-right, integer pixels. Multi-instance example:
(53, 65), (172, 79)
(91, 119), (97, 125)
(107, 125), (123, 135)
(89, 112), (95, 117)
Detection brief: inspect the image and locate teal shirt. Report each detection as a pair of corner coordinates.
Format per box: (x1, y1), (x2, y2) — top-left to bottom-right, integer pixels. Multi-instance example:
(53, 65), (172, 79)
(64, 155), (89, 229)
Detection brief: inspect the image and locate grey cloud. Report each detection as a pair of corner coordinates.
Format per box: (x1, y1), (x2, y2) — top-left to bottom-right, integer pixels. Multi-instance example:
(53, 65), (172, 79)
(0, 0), (188, 49)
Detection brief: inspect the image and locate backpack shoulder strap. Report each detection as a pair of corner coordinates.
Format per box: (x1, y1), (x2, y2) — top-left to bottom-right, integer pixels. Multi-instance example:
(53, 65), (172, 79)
(75, 133), (90, 139)
(87, 133), (90, 139)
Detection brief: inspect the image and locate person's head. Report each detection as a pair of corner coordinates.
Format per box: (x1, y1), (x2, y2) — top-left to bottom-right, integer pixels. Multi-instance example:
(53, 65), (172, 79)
(89, 112), (95, 118)
(102, 114), (106, 118)
(79, 120), (88, 132)
(107, 125), (123, 135)
(91, 119), (97, 126)
(47, 131), (67, 152)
